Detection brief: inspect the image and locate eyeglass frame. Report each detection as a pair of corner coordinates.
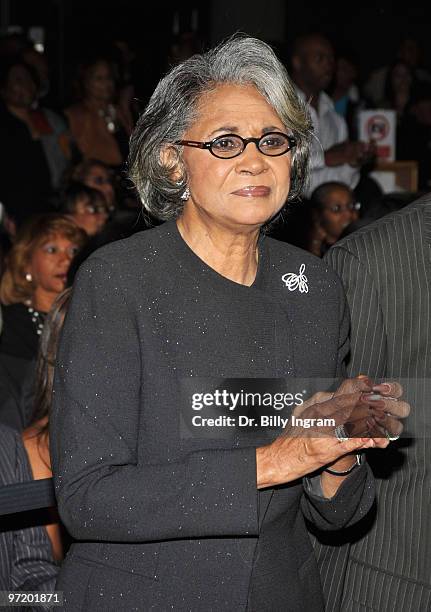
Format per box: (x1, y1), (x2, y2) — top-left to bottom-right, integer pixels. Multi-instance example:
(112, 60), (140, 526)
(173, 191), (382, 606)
(83, 203), (110, 215)
(322, 202), (361, 214)
(90, 176), (113, 186)
(175, 132), (297, 159)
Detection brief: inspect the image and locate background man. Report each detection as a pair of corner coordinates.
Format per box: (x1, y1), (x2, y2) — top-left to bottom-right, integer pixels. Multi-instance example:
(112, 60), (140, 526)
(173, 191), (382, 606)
(291, 33), (375, 197)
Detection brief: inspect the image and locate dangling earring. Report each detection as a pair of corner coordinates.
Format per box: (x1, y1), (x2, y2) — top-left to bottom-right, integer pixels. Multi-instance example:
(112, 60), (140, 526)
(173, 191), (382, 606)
(181, 187), (191, 201)
(25, 273), (32, 282)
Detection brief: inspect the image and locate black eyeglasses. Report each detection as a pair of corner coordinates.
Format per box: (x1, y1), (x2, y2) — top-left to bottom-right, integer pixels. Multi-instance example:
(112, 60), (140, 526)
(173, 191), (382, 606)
(175, 132), (297, 159)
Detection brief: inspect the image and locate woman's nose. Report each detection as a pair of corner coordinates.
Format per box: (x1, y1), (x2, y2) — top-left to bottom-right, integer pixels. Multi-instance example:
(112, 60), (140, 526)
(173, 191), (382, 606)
(235, 143), (268, 174)
(59, 250), (72, 264)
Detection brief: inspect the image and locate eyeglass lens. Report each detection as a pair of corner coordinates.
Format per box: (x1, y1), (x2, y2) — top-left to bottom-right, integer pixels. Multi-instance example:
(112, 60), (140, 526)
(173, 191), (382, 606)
(326, 202), (361, 213)
(85, 205), (108, 215)
(93, 176), (110, 185)
(211, 133), (292, 158)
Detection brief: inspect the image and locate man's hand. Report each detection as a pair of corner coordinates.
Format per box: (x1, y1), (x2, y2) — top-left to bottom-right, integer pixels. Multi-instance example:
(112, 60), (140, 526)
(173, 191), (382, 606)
(256, 376), (410, 492)
(325, 140), (376, 167)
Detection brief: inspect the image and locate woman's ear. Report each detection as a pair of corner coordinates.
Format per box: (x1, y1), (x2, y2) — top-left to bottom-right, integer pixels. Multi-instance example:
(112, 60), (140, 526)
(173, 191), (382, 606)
(160, 144), (183, 182)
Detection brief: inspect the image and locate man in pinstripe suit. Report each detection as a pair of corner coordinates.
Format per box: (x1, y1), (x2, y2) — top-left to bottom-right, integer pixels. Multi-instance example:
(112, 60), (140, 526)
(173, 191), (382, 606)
(317, 195), (431, 610)
(0, 424), (58, 606)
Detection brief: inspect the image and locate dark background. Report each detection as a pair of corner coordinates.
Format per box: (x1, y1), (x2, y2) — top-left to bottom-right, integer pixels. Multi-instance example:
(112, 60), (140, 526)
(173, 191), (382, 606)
(3, 1), (431, 107)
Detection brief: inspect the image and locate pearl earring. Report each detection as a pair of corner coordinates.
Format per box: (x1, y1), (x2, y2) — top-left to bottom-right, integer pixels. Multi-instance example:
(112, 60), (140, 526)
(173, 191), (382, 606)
(25, 273), (32, 282)
(181, 187), (191, 201)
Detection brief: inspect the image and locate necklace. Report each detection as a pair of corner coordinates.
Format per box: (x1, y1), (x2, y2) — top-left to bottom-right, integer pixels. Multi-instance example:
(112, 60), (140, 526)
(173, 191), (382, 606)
(26, 304), (45, 336)
(97, 104), (117, 133)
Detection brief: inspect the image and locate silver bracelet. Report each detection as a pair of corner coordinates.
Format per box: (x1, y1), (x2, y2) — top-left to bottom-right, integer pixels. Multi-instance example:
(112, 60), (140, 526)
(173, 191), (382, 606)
(324, 453), (364, 476)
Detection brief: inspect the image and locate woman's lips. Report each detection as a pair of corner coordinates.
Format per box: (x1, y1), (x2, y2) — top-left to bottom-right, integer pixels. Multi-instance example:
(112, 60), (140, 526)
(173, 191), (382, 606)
(231, 186), (271, 197)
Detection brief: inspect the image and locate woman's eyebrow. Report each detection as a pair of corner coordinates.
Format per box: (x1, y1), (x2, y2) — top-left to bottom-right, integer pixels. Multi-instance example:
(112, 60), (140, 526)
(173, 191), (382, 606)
(207, 126), (238, 137)
(207, 125), (284, 138)
(262, 125), (284, 133)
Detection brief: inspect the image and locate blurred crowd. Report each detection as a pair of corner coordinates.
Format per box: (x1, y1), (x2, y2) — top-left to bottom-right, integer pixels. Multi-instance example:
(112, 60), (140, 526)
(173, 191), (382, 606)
(0, 27), (430, 587)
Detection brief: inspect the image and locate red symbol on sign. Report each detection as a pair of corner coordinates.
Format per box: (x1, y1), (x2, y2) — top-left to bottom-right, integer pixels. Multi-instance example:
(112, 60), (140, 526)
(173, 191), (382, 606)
(366, 115), (390, 141)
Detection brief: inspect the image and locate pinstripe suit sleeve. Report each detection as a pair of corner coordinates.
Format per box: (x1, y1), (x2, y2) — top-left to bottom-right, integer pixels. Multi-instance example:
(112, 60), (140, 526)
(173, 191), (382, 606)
(0, 427), (58, 593)
(313, 245), (387, 612)
(324, 245), (387, 379)
(335, 271), (350, 379)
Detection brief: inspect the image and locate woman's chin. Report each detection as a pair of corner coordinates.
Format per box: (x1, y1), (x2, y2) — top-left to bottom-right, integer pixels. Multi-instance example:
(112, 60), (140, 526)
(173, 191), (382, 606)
(49, 280), (66, 294)
(225, 208), (279, 228)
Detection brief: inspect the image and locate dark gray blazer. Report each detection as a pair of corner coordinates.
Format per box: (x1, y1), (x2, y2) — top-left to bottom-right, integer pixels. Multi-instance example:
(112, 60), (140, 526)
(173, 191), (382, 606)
(50, 221), (374, 611)
(0, 425), (58, 609)
(318, 196), (431, 611)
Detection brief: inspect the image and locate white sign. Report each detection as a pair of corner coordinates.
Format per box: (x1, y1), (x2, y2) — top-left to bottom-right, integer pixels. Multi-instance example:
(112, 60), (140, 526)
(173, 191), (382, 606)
(358, 109), (396, 161)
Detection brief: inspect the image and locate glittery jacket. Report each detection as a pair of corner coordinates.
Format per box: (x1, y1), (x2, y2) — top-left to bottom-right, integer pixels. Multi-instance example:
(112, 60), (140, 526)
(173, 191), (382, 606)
(50, 220), (375, 611)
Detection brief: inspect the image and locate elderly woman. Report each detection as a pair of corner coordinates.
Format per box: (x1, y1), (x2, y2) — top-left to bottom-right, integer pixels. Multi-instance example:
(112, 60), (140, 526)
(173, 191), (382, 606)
(50, 36), (408, 611)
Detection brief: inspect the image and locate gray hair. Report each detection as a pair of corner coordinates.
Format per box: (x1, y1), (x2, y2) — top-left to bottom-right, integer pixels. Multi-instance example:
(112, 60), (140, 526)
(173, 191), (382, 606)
(129, 34), (312, 221)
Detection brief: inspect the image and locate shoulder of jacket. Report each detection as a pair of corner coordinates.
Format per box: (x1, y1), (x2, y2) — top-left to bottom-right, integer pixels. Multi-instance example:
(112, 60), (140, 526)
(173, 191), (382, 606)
(334, 196), (431, 254)
(266, 236), (343, 287)
(83, 224), (168, 273)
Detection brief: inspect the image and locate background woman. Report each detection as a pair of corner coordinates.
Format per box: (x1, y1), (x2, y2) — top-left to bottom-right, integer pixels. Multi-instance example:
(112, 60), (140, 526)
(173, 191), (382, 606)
(51, 36), (408, 611)
(65, 56), (133, 169)
(0, 214), (85, 393)
(59, 182), (109, 236)
(22, 289), (71, 562)
(68, 158), (116, 211)
(308, 181), (361, 256)
(0, 59), (72, 225)
(379, 60), (417, 120)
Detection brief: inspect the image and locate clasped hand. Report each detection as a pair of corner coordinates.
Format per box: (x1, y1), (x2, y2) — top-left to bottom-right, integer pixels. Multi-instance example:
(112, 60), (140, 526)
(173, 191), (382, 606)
(256, 376), (410, 489)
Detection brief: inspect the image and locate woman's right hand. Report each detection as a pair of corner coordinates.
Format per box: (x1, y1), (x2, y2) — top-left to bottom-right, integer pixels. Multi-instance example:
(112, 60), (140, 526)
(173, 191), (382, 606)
(256, 379), (410, 489)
